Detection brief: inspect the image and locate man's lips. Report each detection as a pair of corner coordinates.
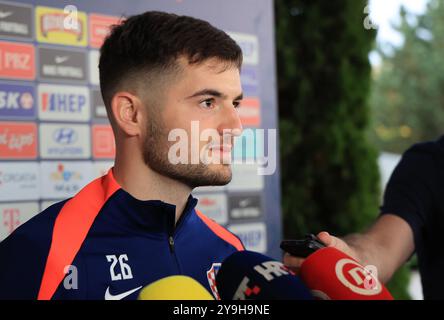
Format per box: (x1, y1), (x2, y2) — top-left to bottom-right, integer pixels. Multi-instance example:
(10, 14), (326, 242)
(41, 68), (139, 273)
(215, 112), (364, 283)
(209, 144), (232, 153)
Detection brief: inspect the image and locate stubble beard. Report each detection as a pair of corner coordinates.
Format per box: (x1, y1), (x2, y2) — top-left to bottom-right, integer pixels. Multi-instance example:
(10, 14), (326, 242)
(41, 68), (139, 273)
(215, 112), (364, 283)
(142, 115), (232, 189)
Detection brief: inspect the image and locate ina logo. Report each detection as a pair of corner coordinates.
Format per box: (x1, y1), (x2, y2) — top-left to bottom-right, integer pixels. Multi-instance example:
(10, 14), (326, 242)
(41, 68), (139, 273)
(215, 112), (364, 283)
(50, 163), (81, 182)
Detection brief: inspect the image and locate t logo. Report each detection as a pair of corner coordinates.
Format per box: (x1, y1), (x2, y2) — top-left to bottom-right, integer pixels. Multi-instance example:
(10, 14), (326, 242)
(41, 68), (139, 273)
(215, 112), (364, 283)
(3, 208), (20, 234)
(106, 254), (134, 281)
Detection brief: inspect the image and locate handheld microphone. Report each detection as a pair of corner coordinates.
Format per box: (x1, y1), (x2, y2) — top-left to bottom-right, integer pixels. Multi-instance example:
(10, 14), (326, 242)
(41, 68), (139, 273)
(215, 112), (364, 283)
(138, 275), (214, 300)
(299, 247), (393, 300)
(215, 251), (313, 300)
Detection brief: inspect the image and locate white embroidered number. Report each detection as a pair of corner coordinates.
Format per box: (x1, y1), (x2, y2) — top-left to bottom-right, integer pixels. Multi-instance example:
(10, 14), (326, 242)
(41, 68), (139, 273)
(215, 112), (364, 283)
(119, 255), (134, 279)
(106, 254), (134, 281)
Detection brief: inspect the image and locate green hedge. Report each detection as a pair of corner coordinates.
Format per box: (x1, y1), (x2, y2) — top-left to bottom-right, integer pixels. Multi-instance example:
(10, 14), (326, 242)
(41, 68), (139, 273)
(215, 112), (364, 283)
(275, 0), (410, 299)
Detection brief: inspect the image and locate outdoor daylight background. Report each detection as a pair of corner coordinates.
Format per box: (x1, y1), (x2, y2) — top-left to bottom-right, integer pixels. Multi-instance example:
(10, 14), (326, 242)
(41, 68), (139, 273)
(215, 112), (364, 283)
(276, 0), (441, 300)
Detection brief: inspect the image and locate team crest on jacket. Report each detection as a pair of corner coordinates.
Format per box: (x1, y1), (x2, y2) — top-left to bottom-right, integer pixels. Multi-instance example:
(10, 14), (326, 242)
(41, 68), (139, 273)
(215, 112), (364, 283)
(206, 263), (221, 299)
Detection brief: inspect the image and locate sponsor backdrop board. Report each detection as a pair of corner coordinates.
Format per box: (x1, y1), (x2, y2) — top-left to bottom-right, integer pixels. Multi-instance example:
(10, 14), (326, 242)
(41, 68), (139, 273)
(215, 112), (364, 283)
(0, 0), (281, 259)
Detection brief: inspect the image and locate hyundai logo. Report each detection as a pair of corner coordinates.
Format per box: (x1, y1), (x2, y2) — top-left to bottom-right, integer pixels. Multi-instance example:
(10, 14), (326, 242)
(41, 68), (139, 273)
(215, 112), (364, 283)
(53, 128), (78, 145)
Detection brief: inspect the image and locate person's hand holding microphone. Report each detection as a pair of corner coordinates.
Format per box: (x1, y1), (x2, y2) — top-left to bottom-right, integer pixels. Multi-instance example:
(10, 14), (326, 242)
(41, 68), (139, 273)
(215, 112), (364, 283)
(283, 231), (361, 273)
(281, 233), (393, 300)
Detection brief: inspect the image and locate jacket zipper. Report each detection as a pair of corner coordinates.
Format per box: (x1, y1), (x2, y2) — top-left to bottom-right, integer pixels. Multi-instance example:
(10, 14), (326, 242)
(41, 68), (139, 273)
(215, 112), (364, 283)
(168, 235), (175, 253)
(168, 234), (182, 273)
(167, 206), (193, 273)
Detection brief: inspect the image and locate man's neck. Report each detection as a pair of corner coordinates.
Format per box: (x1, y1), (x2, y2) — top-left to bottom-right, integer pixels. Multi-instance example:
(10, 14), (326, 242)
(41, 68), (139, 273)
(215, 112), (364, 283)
(112, 158), (192, 224)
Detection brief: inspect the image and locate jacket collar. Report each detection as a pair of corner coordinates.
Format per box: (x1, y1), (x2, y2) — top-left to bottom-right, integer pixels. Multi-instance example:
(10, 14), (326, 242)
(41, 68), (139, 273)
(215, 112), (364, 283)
(103, 168), (198, 236)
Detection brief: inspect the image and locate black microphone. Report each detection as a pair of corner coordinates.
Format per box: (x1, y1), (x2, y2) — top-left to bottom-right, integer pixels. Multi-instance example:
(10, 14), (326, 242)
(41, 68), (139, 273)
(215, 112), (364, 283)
(215, 250), (313, 300)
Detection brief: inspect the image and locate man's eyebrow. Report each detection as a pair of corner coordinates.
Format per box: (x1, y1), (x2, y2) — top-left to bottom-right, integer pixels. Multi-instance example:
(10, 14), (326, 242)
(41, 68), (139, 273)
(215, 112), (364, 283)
(186, 89), (243, 101)
(234, 93), (243, 101)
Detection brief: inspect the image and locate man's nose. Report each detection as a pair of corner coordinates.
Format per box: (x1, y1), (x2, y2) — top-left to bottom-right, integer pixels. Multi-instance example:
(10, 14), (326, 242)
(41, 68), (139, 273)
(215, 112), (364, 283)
(218, 103), (243, 137)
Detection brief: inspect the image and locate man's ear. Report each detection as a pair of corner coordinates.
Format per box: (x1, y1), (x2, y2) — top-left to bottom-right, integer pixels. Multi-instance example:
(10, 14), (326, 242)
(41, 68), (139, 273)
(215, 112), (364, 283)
(110, 92), (144, 136)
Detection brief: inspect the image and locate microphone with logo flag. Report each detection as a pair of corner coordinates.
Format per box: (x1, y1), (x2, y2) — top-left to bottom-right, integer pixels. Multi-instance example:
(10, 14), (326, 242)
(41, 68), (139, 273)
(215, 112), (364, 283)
(215, 250), (313, 300)
(299, 247), (393, 300)
(138, 275), (214, 300)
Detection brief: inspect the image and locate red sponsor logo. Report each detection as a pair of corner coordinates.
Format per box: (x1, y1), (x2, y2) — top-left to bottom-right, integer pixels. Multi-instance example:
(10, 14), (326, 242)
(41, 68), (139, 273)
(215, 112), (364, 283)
(200, 198), (216, 206)
(0, 122), (37, 159)
(0, 41), (35, 80)
(2, 208), (20, 234)
(92, 125), (115, 159)
(336, 259), (381, 293)
(89, 14), (121, 48)
(239, 98), (261, 127)
(40, 13), (83, 40)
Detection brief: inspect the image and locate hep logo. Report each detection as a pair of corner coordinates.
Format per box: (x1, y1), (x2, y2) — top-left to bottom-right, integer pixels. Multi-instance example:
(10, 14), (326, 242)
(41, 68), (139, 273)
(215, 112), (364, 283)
(53, 128), (77, 145)
(335, 259), (382, 295)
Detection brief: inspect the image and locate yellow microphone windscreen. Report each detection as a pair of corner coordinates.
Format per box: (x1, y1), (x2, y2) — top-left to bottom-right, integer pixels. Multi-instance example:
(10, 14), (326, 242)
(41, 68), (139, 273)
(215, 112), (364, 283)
(138, 275), (214, 300)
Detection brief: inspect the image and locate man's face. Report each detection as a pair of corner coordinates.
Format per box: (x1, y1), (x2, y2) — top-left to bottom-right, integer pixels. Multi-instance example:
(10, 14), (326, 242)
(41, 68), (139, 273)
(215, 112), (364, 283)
(142, 58), (243, 188)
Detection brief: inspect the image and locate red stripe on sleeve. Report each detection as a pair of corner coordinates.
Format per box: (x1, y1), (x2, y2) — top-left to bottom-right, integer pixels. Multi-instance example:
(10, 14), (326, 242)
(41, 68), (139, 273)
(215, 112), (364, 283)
(38, 169), (120, 300)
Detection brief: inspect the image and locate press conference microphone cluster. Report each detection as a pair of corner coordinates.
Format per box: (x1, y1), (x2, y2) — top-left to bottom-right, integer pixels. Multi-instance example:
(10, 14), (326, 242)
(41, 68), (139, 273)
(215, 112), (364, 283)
(215, 250), (313, 300)
(137, 247), (392, 300)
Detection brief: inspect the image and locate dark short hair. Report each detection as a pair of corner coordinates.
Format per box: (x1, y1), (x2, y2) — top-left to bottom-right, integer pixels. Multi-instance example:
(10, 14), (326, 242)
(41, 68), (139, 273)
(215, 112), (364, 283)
(99, 11), (243, 111)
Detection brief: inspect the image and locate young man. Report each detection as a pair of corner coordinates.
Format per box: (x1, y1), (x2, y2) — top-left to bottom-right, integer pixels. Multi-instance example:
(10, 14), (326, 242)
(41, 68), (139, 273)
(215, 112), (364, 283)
(0, 11), (245, 300)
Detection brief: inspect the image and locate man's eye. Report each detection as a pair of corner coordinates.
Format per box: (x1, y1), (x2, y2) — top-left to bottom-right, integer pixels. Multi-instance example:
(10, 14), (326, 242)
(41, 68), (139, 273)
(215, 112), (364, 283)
(233, 101), (241, 109)
(199, 99), (215, 109)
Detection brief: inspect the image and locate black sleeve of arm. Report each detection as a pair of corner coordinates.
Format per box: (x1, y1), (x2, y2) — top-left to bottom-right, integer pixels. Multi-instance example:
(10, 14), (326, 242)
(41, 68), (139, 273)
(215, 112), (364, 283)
(380, 145), (438, 245)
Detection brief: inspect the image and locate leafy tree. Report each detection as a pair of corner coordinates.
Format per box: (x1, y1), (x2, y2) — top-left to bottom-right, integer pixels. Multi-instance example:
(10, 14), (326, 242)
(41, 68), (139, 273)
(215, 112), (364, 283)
(275, 0), (410, 299)
(370, 0), (444, 153)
